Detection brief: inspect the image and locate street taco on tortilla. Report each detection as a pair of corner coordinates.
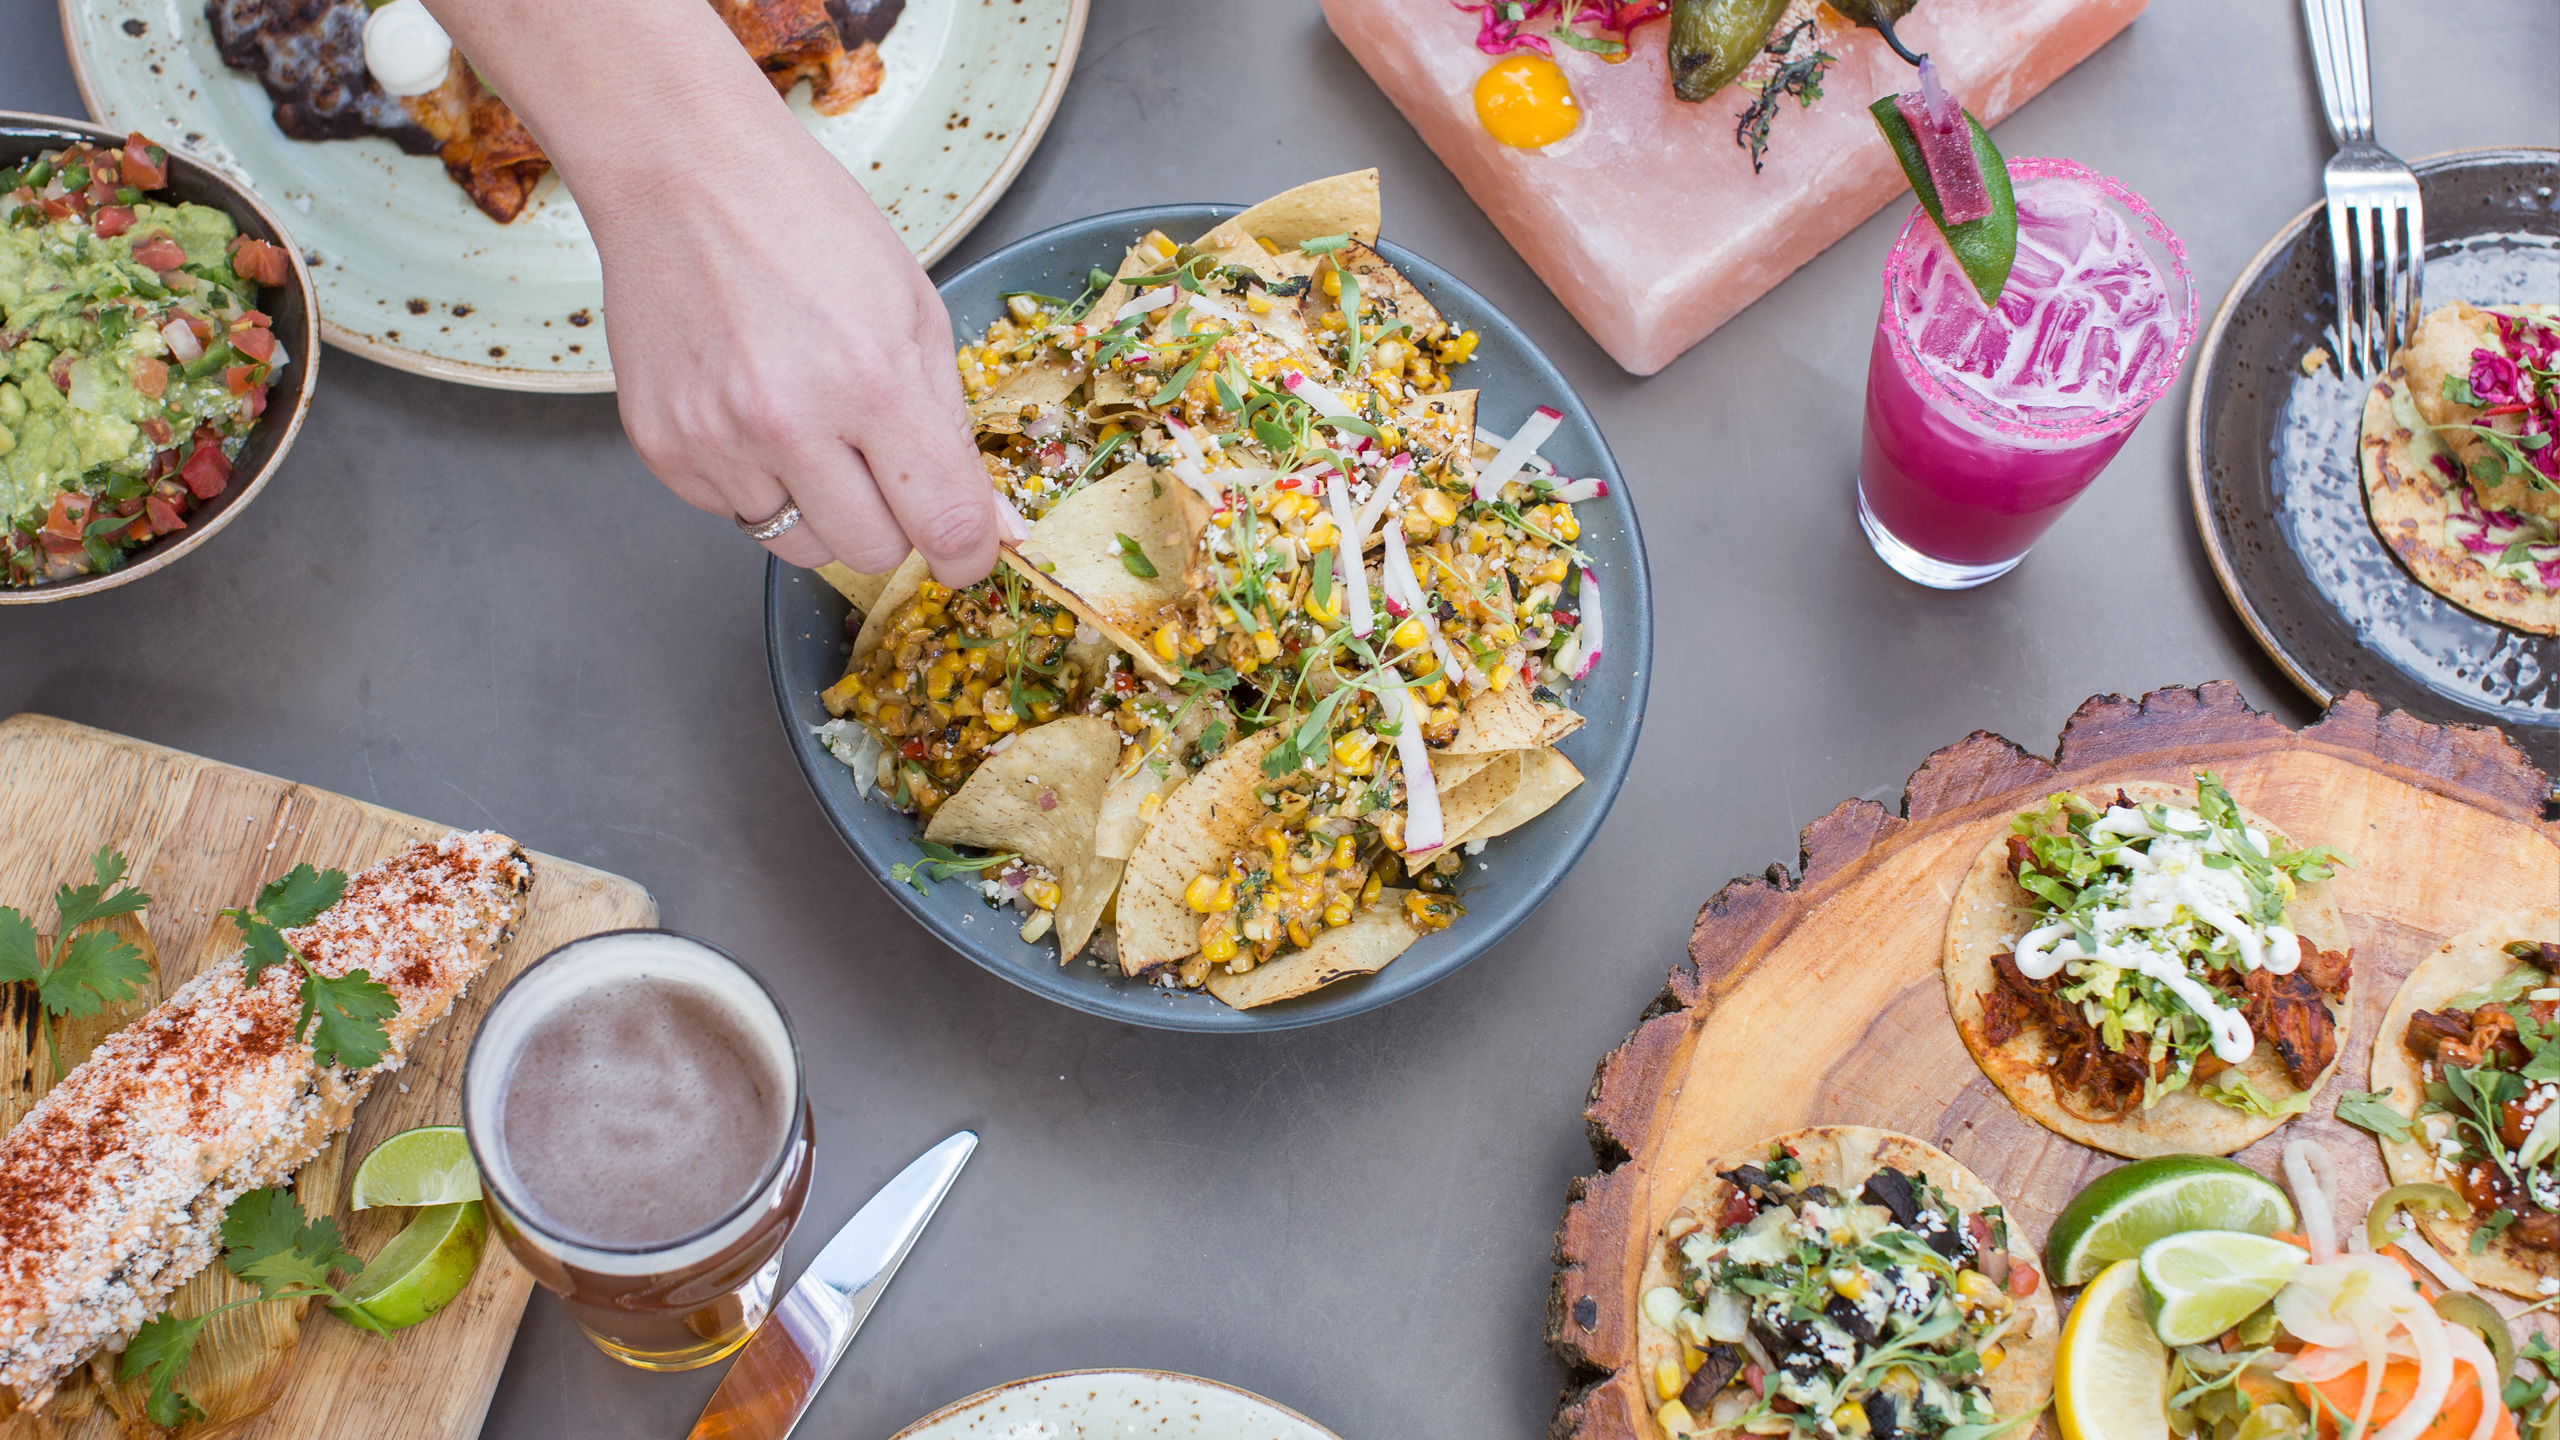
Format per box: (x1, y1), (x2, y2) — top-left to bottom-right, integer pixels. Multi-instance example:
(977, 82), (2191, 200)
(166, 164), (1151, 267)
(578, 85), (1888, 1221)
(1945, 773), (2354, 1158)
(2363, 909), (2560, 1299)
(1634, 1126), (2056, 1440)
(2359, 302), (2560, 635)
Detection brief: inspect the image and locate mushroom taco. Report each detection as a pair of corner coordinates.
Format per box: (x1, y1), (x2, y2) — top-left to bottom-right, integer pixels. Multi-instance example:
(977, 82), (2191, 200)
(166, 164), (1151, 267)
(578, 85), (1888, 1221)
(1945, 774), (2354, 1158)
(2359, 302), (2560, 634)
(810, 171), (1610, 1008)
(1634, 1126), (2056, 1440)
(2362, 908), (2560, 1299)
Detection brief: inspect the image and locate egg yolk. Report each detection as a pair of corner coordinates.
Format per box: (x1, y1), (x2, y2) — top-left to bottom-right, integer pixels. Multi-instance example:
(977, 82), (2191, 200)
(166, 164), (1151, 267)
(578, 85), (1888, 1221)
(1474, 54), (1579, 148)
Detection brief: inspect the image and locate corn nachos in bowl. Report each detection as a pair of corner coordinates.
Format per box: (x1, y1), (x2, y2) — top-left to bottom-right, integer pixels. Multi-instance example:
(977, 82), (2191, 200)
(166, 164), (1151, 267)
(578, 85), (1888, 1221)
(770, 172), (1649, 1027)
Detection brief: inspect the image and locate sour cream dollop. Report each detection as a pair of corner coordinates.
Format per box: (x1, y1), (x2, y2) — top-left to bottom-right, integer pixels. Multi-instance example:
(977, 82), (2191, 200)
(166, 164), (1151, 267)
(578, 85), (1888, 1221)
(364, 0), (454, 99)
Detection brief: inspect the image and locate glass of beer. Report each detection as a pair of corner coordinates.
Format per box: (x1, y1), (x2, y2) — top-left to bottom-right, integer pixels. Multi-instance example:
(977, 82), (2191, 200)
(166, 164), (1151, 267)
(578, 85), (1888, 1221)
(463, 930), (813, 1371)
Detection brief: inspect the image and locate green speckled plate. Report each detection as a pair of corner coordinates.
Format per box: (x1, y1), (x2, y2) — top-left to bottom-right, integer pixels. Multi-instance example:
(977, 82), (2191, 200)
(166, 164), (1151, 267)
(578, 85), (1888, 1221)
(59, 0), (1085, 391)
(889, 1371), (1341, 1440)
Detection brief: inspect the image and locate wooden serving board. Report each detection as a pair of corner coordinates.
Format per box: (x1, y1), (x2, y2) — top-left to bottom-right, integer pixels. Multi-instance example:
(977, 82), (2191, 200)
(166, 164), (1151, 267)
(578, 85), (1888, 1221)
(1546, 683), (2560, 1440)
(0, 714), (657, 1440)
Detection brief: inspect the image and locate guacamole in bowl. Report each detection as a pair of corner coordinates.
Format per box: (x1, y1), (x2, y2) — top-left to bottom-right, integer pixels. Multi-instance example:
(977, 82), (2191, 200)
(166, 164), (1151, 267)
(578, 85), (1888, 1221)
(0, 116), (314, 597)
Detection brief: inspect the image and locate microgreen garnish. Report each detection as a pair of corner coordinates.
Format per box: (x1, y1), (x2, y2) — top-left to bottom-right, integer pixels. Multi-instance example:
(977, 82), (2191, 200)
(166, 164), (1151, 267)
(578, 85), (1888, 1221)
(1295, 233), (1350, 255)
(223, 864), (395, 1070)
(890, 841), (1019, 897)
(1735, 19), (1835, 174)
(2335, 1087), (2416, 1143)
(0, 847), (152, 1070)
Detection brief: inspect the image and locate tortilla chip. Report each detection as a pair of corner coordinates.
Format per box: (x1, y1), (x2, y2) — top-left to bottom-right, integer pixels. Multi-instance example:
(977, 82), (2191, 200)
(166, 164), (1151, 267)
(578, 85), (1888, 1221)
(2360, 368), (2560, 636)
(850, 551), (934, 663)
(816, 561), (900, 614)
(1114, 729), (1282, 976)
(1309, 239), (1444, 344)
(1203, 890), (1422, 1008)
(1943, 780), (2354, 1159)
(2370, 907), (2560, 1298)
(1095, 759), (1187, 861)
(1400, 388), (1478, 497)
(1634, 1127), (2059, 1439)
(970, 354), (1086, 435)
(1451, 746), (1581, 849)
(1442, 681), (1583, 755)
(1428, 749), (1498, 794)
(1088, 234), (1176, 418)
(921, 715), (1124, 964)
(1230, 168), (1381, 249)
(1408, 750), (1528, 862)
(1009, 461), (1207, 687)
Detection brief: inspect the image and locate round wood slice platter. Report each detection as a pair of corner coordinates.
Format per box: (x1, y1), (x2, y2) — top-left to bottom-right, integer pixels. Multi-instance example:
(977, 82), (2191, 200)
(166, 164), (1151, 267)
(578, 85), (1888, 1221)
(1546, 682), (2560, 1440)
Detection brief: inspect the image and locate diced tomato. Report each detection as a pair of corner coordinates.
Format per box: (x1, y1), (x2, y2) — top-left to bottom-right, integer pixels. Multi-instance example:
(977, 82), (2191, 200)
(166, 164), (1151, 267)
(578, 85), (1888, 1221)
(240, 384), (267, 420)
(182, 313), (214, 348)
(131, 355), (168, 399)
(48, 352), (72, 394)
(144, 495), (185, 535)
(223, 364), (259, 396)
(234, 309), (270, 329)
(84, 180), (116, 210)
(118, 136), (165, 189)
(179, 435), (231, 498)
(43, 493), (90, 539)
(92, 205), (134, 238)
(229, 326), (274, 362)
(37, 194), (77, 222)
(130, 231), (187, 271)
(36, 529), (84, 557)
(140, 417), (173, 446)
(900, 737), (930, 760)
(227, 237), (290, 287)
(2006, 1260), (2040, 1297)
(2294, 1355), (2514, 1440)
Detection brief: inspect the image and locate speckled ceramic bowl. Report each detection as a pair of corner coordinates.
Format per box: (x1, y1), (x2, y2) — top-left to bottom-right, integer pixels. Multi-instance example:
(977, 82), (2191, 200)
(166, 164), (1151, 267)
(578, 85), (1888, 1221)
(888, 1370), (1342, 1440)
(59, 0), (1085, 391)
(0, 111), (319, 606)
(768, 202), (1654, 1033)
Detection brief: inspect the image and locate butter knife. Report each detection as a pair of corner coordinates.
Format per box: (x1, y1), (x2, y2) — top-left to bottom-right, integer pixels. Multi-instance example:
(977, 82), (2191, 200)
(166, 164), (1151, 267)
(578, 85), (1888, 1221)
(686, 1130), (978, 1440)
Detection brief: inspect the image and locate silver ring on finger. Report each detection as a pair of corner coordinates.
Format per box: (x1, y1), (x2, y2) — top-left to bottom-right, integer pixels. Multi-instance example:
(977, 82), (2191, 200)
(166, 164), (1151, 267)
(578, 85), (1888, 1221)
(734, 497), (803, 543)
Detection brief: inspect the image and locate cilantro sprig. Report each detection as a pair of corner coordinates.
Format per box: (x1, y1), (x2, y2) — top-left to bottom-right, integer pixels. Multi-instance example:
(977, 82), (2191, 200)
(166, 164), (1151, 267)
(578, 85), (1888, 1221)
(0, 846), (152, 1071)
(123, 1188), (374, 1427)
(222, 864), (395, 1070)
(891, 841), (1018, 897)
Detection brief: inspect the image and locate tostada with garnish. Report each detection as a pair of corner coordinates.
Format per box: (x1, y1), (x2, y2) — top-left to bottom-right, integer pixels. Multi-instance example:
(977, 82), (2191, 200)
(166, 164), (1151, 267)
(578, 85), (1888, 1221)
(1944, 773), (2354, 1158)
(2352, 908), (2560, 1299)
(1634, 1125), (2055, 1440)
(2359, 302), (2560, 634)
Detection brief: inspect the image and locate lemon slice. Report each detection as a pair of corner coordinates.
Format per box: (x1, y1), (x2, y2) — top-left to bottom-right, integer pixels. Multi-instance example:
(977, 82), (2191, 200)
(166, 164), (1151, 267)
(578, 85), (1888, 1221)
(2046, 1155), (2293, 1286)
(329, 1201), (488, 1335)
(349, 1125), (480, 1209)
(2138, 1231), (2305, 1346)
(2057, 1259), (2171, 1440)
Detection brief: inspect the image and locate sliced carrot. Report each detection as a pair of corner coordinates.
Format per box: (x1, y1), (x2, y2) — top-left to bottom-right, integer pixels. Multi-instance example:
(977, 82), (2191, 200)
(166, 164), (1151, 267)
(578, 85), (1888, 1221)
(2294, 1356), (2515, 1440)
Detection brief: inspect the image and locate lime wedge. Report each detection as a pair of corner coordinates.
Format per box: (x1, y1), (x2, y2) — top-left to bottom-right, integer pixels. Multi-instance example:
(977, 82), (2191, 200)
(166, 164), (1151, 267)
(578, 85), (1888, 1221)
(349, 1125), (480, 1209)
(2138, 1231), (2306, 1345)
(329, 1201), (487, 1335)
(2056, 1259), (2171, 1440)
(2047, 1155), (2294, 1286)
(1868, 95), (2017, 305)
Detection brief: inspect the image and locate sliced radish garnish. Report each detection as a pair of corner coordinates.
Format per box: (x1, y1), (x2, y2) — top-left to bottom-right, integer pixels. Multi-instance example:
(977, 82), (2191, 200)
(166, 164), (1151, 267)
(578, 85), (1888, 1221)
(1114, 286), (1177, 322)
(1283, 371), (1353, 417)
(1570, 567), (1603, 681)
(993, 492), (1033, 541)
(1384, 686), (1442, 854)
(1548, 477), (1607, 503)
(1326, 473), (1373, 638)
(1475, 406), (1562, 501)
(1383, 522), (1465, 684)
(1353, 455), (1410, 542)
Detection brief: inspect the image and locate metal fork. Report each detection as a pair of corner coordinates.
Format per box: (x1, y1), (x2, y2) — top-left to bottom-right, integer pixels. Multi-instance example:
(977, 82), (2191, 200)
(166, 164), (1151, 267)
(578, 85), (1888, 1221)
(2302, 0), (2424, 377)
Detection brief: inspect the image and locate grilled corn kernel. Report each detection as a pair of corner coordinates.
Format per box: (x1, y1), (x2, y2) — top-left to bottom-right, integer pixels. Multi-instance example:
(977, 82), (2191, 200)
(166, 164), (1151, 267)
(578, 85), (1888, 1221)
(1979, 1342), (2006, 1370)
(1331, 732), (1376, 776)
(1361, 870), (1384, 905)
(1018, 910), (1054, 944)
(1305, 581), (1341, 624)
(1151, 623), (1184, 661)
(1288, 918), (1314, 949)
(1653, 1359), (1684, 1402)
(1184, 875), (1221, 913)
(1485, 664), (1513, 692)
(1654, 1401), (1695, 1437)
(918, 580), (952, 603)
(1420, 674), (1449, 705)
(1005, 293), (1040, 322)
(1051, 611), (1078, 636)
(984, 706), (1019, 734)
(924, 664), (958, 701)
(820, 674), (863, 716)
(1418, 488), (1460, 528)
(1534, 555), (1571, 585)
(1486, 621), (1519, 648)
(1253, 628), (1281, 660)
(1437, 330), (1480, 364)
(1541, 503), (1581, 542)
(1020, 877), (1060, 910)
(1390, 617), (1427, 652)
(1374, 338), (1407, 374)
(1246, 295), (1272, 314)
(1678, 1339), (1706, 1373)
(1953, 1271), (2003, 1309)
(1830, 1403), (1871, 1436)
(1323, 896), (1353, 927)
(1328, 834), (1358, 870)
(1200, 927), (1238, 963)
(1828, 1269), (1868, 1301)
(1322, 270), (1342, 298)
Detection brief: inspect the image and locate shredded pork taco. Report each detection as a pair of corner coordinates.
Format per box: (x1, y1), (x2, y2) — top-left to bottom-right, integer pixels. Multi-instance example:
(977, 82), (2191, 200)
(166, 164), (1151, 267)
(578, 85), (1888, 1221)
(2359, 302), (2560, 634)
(811, 171), (1605, 1008)
(1634, 1126), (2056, 1440)
(2360, 909), (2560, 1298)
(1945, 774), (2354, 1158)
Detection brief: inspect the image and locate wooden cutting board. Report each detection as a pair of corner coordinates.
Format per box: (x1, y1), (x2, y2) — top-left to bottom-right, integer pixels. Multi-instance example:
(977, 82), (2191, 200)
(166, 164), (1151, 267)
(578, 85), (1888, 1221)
(1547, 683), (2560, 1440)
(0, 713), (657, 1440)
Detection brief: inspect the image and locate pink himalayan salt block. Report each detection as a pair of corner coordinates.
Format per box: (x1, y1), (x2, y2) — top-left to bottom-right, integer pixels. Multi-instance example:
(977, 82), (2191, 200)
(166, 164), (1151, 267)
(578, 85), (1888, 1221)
(1319, 0), (2150, 375)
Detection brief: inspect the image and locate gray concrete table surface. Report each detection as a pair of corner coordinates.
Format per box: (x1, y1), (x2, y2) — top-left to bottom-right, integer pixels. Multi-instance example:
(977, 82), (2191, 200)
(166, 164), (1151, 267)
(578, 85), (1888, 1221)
(4, 1), (2554, 1435)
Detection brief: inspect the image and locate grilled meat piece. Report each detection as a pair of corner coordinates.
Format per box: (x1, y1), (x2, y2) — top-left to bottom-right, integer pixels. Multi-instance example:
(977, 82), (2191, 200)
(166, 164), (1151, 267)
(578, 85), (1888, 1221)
(0, 833), (530, 1408)
(1860, 1167), (1920, 1229)
(1716, 1164), (1793, 1211)
(1864, 1390), (1904, 1439)
(1680, 1342), (1744, 1412)
(2298, 946), (2354, 997)
(2242, 967), (2338, 1088)
(2406, 1009), (2476, 1062)
(1977, 979), (2038, 1048)
(1824, 1291), (1878, 1346)
(2519, 941), (2560, 974)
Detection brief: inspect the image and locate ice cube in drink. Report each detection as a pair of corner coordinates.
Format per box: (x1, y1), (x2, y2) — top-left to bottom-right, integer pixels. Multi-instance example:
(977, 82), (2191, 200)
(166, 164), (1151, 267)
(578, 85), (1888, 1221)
(1858, 157), (2196, 587)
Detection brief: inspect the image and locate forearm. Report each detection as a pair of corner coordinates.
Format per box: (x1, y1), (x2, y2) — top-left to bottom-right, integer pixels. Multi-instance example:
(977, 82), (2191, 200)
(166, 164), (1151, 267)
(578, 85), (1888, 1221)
(418, 0), (803, 224)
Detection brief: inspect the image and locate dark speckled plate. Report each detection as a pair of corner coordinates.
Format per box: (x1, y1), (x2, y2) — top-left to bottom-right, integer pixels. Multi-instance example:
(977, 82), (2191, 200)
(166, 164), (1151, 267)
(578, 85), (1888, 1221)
(2189, 148), (2560, 779)
(766, 204), (1653, 1032)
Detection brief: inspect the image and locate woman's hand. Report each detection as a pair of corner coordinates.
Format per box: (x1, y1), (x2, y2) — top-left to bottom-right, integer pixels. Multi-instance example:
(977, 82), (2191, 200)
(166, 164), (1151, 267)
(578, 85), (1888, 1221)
(424, 0), (1001, 584)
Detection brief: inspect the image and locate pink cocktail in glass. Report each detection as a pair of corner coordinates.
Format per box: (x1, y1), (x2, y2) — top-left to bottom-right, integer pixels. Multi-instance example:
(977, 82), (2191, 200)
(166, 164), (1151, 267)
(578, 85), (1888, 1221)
(1857, 157), (2196, 588)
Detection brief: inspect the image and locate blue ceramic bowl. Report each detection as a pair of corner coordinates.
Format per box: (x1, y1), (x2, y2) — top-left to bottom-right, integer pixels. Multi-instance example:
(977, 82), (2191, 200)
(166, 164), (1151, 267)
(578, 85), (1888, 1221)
(766, 203), (1652, 1031)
